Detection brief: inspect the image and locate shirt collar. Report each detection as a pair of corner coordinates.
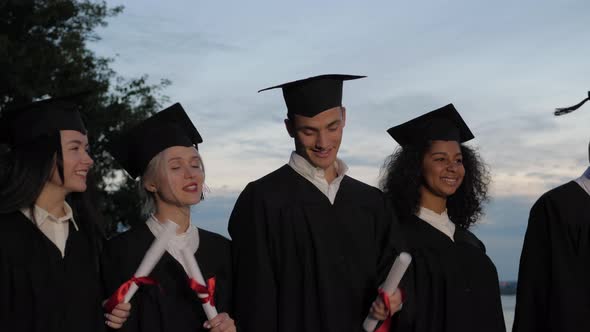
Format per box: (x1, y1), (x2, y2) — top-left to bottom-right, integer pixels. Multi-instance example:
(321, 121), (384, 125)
(575, 166), (590, 195)
(146, 215), (200, 254)
(416, 206), (455, 240)
(417, 206), (450, 223)
(288, 151), (349, 181)
(20, 201), (78, 231)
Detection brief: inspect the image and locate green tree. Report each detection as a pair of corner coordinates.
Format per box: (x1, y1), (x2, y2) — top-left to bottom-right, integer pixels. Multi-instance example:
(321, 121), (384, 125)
(0, 0), (170, 235)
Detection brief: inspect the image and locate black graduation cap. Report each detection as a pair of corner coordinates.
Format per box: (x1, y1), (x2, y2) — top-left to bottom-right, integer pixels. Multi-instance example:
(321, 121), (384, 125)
(258, 74), (365, 117)
(387, 103), (474, 146)
(554, 91), (590, 116)
(0, 92), (88, 148)
(109, 103), (202, 179)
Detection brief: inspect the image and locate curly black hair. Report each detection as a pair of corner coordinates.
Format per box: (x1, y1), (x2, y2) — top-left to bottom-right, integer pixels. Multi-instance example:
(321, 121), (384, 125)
(379, 141), (490, 229)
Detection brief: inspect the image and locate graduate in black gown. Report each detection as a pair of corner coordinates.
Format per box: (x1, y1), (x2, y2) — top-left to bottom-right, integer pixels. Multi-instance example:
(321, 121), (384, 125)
(103, 103), (235, 332)
(513, 91), (590, 332)
(380, 104), (505, 332)
(228, 74), (403, 332)
(0, 93), (129, 332)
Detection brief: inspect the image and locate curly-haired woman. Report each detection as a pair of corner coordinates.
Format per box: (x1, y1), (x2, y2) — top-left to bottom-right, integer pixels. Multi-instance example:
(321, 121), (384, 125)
(379, 104), (505, 332)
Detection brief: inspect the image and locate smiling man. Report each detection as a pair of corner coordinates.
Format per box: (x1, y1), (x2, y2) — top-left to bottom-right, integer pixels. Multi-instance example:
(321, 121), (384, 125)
(228, 75), (402, 332)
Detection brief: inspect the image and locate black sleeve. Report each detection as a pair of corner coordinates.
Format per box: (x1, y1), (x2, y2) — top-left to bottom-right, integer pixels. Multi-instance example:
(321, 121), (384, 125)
(228, 183), (277, 332)
(101, 239), (144, 332)
(376, 195), (404, 284)
(512, 197), (552, 332)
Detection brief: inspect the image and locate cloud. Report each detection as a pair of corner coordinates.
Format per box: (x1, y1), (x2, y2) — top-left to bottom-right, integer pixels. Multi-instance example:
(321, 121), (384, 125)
(98, 0), (590, 281)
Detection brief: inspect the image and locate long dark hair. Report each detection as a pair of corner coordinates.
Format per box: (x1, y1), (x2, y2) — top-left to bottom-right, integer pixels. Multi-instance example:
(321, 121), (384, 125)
(0, 133), (104, 236)
(379, 141), (490, 229)
(0, 134), (58, 215)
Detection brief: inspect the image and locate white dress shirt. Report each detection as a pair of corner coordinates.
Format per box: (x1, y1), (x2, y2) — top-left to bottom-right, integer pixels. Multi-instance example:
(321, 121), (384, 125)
(416, 206), (456, 241)
(20, 202), (79, 257)
(146, 215), (199, 275)
(574, 166), (590, 197)
(288, 151), (349, 205)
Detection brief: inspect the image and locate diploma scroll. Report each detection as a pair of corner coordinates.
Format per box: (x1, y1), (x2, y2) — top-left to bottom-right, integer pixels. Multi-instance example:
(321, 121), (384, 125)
(181, 248), (219, 320)
(362, 252), (412, 332)
(104, 220), (178, 312)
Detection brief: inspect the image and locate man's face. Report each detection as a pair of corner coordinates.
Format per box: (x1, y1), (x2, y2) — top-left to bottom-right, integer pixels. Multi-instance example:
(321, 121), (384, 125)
(286, 106), (346, 170)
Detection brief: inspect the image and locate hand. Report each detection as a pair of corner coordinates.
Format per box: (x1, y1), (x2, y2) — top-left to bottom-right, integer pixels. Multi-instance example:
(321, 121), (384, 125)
(102, 300), (132, 329)
(369, 287), (403, 321)
(203, 312), (236, 332)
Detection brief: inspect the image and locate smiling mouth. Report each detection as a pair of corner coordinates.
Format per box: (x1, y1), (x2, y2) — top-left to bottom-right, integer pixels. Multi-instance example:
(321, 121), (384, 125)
(75, 170), (88, 177)
(441, 177), (459, 185)
(312, 149), (331, 158)
(183, 183), (200, 192)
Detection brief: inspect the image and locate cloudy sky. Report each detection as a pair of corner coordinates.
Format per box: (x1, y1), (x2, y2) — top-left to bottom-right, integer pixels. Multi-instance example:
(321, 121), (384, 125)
(92, 0), (590, 280)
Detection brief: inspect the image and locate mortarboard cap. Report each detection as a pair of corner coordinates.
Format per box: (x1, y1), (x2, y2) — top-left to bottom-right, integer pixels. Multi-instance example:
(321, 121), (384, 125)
(108, 103), (202, 179)
(0, 92), (88, 147)
(387, 103), (474, 146)
(258, 74), (365, 117)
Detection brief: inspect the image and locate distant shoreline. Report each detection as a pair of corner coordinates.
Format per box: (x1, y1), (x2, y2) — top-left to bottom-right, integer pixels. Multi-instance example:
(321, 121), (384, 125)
(500, 281), (517, 295)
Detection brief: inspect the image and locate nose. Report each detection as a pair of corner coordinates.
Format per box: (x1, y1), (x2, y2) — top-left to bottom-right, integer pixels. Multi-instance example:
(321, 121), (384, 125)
(315, 131), (328, 149)
(83, 150), (94, 167)
(446, 161), (458, 172)
(184, 165), (199, 179)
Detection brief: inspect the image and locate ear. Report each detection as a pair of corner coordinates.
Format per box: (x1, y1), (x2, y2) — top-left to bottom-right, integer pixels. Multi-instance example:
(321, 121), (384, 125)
(284, 118), (295, 138)
(144, 180), (157, 193)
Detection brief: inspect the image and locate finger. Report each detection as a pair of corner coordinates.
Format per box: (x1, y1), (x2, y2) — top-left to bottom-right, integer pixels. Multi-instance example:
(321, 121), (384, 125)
(115, 302), (132, 311)
(214, 318), (235, 332)
(110, 308), (130, 319)
(105, 313), (126, 324)
(209, 312), (229, 327)
(105, 320), (122, 329)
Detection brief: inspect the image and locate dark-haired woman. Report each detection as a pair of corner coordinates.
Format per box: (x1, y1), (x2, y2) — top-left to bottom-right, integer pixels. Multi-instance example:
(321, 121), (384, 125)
(379, 104), (505, 332)
(0, 95), (129, 332)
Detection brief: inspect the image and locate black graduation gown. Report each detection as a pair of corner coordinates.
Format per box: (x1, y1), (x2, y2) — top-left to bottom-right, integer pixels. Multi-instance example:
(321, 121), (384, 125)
(101, 223), (232, 332)
(228, 165), (401, 332)
(395, 215), (505, 332)
(513, 181), (590, 332)
(0, 211), (104, 332)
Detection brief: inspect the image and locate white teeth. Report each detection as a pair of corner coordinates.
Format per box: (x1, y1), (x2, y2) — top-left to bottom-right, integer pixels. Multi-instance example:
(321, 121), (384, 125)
(75, 171), (88, 176)
(185, 185), (197, 190)
(442, 177), (457, 185)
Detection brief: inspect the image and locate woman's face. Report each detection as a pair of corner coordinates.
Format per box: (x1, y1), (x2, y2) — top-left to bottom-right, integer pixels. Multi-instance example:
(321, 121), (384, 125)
(49, 130), (94, 193)
(421, 140), (465, 199)
(152, 145), (204, 207)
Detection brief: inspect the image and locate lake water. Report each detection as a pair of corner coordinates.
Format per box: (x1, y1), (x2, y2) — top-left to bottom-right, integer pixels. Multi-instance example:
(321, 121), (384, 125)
(502, 295), (515, 331)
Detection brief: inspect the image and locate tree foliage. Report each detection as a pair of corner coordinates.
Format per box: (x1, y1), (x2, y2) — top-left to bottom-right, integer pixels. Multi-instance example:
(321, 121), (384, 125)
(0, 0), (170, 235)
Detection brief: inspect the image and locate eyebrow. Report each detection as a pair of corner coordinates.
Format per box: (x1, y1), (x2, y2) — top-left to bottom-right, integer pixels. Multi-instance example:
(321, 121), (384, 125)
(65, 139), (87, 146)
(430, 152), (462, 157)
(326, 120), (341, 127)
(297, 119), (341, 131)
(167, 156), (201, 163)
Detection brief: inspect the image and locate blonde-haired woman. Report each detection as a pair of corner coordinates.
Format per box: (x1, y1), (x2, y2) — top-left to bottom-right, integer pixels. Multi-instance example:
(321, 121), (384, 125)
(102, 103), (235, 332)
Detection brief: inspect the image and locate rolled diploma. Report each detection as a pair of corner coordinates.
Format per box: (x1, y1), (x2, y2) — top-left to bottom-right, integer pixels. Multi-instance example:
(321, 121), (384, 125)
(363, 252), (412, 332)
(122, 220), (179, 303)
(181, 248), (219, 320)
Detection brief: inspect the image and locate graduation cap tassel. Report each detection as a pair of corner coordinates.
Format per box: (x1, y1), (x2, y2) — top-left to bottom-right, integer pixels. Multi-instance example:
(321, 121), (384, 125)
(554, 91), (590, 116)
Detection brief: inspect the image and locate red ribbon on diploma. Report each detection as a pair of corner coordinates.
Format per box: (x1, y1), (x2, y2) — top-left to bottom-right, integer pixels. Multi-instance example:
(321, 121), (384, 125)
(188, 277), (216, 306)
(378, 288), (391, 314)
(374, 287), (405, 332)
(104, 276), (158, 313)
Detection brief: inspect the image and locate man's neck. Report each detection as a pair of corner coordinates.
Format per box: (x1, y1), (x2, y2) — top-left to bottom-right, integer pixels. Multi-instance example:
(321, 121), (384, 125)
(323, 165), (338, 184)
(293, 151), (339, 183)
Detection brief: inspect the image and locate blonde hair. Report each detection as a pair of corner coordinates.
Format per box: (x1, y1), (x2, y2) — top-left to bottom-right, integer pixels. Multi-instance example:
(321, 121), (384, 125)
(138, 147), (205, 217)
